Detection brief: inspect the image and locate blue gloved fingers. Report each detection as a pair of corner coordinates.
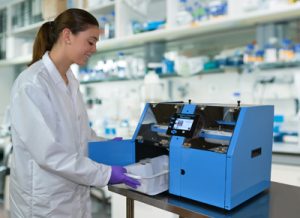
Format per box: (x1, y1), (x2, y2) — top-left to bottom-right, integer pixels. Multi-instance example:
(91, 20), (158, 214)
(112, 137), (123, 141)
(109, 166), (127, 184)
(123, 176), (141, 189)
(121, 167), (127, 174)
(109, 165), (141, 189)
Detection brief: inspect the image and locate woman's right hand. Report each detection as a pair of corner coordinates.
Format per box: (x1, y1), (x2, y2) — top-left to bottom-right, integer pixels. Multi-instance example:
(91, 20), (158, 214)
(108, 166), (140, 189)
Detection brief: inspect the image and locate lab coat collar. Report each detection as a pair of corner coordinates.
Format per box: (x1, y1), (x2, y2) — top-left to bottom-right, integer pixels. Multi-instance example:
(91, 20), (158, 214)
(42, 52), (64, 85)
(42, 52), (78, 89)
(42, 51), (79, 93)
(67, 70), (80, 99)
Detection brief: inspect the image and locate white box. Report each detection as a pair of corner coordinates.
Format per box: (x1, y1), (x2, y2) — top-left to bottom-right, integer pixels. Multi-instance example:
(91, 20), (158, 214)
(119, 155), (169, 195)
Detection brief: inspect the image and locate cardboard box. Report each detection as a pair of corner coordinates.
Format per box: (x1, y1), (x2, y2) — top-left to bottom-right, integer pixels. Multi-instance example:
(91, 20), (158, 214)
(42, 0), (67, 20)
(72, 0), (88, 9)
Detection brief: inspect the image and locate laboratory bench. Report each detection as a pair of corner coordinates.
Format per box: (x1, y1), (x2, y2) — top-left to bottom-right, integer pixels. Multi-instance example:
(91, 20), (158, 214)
(108, 182), (300, 218)
(272, 152), (300, 166)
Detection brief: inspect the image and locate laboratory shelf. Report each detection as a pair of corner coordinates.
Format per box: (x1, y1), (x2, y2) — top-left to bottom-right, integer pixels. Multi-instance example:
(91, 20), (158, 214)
(87, 1), (115, 15)
(79, 75), (181, 84)
(79, 72), (197, 84)
(79, 69), (230, 85)
(257, 61), (300, 70)
(97, 3), (300, 52)
(1, 3), (300, 67)
(0, 54), (31, 67)
(11, 21), (44, 37)
(9, 4), (113, 37)
(80, 77), (133, 84)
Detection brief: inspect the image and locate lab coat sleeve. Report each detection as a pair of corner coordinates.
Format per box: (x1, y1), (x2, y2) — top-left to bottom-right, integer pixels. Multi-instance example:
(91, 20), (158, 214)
(10, 84), (111, 187)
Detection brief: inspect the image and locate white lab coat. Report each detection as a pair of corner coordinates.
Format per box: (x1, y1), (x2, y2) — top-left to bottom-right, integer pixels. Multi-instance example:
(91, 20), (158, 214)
(9, 52), (111, 218)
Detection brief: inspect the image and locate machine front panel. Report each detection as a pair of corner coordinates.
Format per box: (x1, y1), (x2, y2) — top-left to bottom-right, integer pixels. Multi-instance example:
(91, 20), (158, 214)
(88, 139), (135, 166)
(180, 148), (227, 208)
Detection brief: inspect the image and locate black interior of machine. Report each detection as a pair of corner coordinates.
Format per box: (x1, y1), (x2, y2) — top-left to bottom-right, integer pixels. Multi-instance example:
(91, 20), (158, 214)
(149, 103), (183, 124)
(134, 103), (181, 162)
(194, 106), (240, 131)
(137, 124), (170, 144)
(135, 123), (170, 161)
(134, 103), (241, 157)
(186, 105), (240, 152)
(135, 141), (169, 162)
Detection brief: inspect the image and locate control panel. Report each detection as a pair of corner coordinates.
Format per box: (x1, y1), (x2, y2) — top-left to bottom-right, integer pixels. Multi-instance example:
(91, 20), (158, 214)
(167, 113), (198, 137)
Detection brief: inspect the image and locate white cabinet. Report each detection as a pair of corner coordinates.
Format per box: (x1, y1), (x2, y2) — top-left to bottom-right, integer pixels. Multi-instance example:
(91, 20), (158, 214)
(271, 163), (300, 187)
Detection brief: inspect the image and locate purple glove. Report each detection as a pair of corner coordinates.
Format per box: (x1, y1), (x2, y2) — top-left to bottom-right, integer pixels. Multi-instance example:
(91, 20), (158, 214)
(111, 137), (123, 141)
(108, 166), (140, 189)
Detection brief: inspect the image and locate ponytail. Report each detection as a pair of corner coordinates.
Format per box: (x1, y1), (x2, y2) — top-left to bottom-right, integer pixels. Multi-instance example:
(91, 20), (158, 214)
(28, 21), (56, 66)
(28, 8), (99, 66)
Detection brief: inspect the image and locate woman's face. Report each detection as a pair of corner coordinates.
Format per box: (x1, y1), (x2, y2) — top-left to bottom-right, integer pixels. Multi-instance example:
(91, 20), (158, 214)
(68, 25), (101, 66)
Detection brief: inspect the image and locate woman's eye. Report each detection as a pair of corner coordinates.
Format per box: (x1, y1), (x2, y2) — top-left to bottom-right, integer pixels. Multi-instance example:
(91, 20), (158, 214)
(88, 41), (95, 46)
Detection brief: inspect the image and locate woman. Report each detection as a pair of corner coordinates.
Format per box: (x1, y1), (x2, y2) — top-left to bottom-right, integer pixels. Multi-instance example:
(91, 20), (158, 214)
(9, 8), (139, 218)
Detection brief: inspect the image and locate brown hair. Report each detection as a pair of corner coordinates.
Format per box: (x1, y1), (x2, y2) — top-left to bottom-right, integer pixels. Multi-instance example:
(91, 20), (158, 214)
(28, 8), (99, 66)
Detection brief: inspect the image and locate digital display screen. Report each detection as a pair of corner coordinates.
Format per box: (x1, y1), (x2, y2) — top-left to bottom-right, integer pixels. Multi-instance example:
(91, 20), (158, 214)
(173, 118), (194, 131)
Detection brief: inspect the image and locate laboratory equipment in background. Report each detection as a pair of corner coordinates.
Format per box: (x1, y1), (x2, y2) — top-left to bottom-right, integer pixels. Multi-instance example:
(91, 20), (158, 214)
(253, 70), (300, 148)
(89, 101), (274, 210)
(0, 106), (12, 210)
(175, 0), (228, 26)
(98, 11), (115, 40)
(142, 71), (165, 103)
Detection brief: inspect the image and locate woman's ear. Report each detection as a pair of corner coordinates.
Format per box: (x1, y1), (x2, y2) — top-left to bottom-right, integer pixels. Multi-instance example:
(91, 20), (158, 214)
(61, 28), (72, 45)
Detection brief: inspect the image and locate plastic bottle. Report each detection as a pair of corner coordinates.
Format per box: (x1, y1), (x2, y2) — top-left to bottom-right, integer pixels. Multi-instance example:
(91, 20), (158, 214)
(243, 43), (255, 64)
(193, 1), (208, 22)
(143, 71), (164, 102)
(294, 43), (300, 61)
(103, 119), (117, 139)
(264, 37), (278, 63)
(116, 52), (128, 78)
(105, 59), (116, 78)
(255, 49), (264, 63)
(107, 11), (115, 39)
(99, 16), (110, 40)
(94, 60), (105, 80)
(176, 0), (193, 26)
(279, 39), (295, 62)
(208, 0), (228, 18)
